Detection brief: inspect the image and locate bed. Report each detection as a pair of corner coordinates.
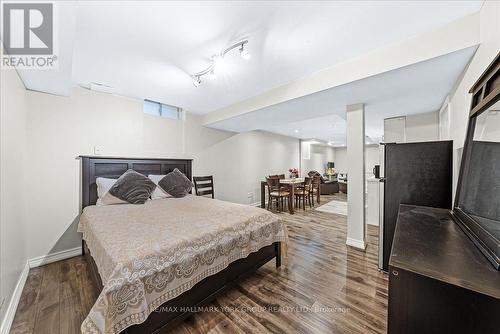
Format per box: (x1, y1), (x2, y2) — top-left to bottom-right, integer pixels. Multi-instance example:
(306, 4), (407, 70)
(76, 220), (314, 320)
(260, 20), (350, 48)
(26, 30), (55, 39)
(78, 156), (285, 334)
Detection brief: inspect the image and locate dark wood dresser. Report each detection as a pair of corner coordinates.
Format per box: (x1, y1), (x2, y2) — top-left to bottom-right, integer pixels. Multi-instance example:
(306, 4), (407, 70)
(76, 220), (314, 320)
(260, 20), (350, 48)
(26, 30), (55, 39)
(388, 205), (500, 333)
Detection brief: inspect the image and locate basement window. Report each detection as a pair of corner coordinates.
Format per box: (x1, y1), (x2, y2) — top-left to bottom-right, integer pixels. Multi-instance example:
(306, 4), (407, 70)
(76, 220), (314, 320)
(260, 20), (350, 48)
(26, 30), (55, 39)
(143, 99), (181, 120)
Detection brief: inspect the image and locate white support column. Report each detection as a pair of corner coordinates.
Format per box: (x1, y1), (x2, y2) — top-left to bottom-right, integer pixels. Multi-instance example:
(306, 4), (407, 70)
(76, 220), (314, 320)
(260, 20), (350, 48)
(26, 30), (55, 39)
(346, 103), (366, 250)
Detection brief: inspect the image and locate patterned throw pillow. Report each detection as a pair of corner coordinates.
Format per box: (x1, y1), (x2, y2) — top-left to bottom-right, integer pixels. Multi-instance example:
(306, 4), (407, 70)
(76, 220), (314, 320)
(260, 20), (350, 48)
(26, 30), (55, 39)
(158, 168), (193, 198)
(107, 169), (156, 204)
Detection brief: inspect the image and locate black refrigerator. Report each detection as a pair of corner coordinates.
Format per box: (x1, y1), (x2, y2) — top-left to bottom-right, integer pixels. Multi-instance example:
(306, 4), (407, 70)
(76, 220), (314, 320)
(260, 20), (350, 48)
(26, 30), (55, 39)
(378, 140), (453, 272)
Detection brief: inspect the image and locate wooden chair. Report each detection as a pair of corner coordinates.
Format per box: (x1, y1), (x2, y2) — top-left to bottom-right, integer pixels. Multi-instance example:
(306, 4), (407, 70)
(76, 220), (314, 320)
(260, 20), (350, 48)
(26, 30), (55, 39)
(266, 177), (290, 212)
(193, 176), (214, 199)
(311, 176), (321, 206)
(270, 174), (286, 190)
(295, 177), (312, 210)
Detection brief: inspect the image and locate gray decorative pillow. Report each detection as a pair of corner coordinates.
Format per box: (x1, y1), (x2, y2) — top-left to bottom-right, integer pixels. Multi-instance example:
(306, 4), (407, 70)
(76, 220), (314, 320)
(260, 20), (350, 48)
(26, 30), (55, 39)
(108, 169), (156, 204)
(158, 168), (193, 198)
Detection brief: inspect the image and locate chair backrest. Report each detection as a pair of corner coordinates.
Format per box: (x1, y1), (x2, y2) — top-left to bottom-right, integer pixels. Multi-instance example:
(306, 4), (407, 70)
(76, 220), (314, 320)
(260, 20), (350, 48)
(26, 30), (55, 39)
(269, 174), (279, 179)
(303, 177), (312, 190)
(308, 170), (324, 183)
(312, 175), (321, 189)
(193, 176), (214, 198)
(266, 177), (281, 192)
(278, 174), (285, 179)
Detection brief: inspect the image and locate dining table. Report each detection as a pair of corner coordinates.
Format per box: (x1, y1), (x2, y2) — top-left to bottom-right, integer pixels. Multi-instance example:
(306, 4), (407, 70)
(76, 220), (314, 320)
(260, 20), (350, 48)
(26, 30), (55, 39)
(260, 177), (305, 214)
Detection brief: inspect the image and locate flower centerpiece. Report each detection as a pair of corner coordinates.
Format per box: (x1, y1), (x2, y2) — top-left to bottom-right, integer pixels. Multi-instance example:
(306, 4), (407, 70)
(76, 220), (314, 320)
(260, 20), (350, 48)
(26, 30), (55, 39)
(288, 168), (299, 179)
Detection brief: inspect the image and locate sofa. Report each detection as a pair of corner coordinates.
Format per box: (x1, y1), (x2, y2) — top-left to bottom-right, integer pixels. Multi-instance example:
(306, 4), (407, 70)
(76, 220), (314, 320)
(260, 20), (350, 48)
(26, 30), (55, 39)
(307, 171), (339, 195)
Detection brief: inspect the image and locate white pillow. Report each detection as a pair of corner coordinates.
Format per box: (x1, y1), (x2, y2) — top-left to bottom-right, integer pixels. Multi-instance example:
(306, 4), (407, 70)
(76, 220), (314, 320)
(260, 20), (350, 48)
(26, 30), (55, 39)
(95, 177), (126, 205)
(148, 175), (173, 199)
(96, 177), (116, 198)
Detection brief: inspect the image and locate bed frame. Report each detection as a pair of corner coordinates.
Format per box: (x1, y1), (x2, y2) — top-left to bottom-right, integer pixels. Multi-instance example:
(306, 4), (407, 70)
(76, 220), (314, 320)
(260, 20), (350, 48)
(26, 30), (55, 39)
(79, 156), (281, 334)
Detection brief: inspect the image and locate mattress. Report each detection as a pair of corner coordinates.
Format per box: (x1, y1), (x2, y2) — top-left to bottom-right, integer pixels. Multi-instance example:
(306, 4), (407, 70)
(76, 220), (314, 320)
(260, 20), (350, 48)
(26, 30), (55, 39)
(77, 195), (286, 334)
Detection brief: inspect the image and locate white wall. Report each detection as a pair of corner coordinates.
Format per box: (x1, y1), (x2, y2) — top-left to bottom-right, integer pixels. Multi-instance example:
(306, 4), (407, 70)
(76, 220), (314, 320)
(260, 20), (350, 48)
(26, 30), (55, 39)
(405, 111), (439, 142)
(439, 97), (451, 140)
(184, 112), (234, 155)
(333, 148), (348, 174)
(383, 111), (439, 143)
(447, 1), (500, 196)
(364, 146), (380, 176)
(301, 143), (335, 175)
(194, 131), (299, 205)
(0, 62), (29, 324)
(384, 117), (406, 143)
(334, 145), (380, 177)
(7, 86), (298, 264)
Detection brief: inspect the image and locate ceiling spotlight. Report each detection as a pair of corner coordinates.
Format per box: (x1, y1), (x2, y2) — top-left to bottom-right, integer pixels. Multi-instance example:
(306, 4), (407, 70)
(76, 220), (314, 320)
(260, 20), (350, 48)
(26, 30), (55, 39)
(294, 129), (299, 133)
(193, 76), (201, 87)
(240, 44), (250, 60)
(190, 39), (249, 86)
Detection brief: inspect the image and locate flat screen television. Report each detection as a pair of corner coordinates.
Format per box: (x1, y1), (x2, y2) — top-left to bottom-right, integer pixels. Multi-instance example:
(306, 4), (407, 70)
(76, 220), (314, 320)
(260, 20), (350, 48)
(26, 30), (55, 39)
(454, 52), (500, 270)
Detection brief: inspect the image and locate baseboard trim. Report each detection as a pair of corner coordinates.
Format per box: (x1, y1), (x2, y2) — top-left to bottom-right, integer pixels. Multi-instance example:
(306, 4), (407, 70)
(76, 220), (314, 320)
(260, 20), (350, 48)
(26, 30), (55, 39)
(0, 262), (29, 334)
(0, 246), (83, 333)
(346, 237), (367, 250)
(28, 247), (82, 268)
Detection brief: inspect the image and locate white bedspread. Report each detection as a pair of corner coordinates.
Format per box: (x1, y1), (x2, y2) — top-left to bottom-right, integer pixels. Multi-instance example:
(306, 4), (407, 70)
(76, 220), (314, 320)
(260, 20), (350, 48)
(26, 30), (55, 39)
(78, 196), (286, 334)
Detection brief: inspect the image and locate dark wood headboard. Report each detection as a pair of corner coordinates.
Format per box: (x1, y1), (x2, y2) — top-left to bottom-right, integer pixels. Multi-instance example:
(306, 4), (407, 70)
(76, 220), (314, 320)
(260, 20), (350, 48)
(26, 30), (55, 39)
(80, 156), (192, 209)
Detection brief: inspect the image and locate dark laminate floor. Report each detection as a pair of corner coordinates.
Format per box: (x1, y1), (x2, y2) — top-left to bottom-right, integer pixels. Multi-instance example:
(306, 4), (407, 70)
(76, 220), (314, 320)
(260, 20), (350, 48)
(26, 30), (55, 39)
(10, 194), (388, 334)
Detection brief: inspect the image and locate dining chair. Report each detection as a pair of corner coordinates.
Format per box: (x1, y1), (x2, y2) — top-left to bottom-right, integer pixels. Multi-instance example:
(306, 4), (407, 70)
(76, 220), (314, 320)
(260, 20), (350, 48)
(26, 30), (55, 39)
(193, 176), (214, 199)
(266, 177), (290, 212)
(270, 174), (287, 191)
(311, 175), (321, 206)
(294, 177), (312, 210)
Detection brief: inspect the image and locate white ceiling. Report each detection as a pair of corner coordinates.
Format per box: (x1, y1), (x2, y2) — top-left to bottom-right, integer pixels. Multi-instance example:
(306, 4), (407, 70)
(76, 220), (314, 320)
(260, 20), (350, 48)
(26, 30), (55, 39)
(17, 1), (482, 114)
(208, 46), (478, 144)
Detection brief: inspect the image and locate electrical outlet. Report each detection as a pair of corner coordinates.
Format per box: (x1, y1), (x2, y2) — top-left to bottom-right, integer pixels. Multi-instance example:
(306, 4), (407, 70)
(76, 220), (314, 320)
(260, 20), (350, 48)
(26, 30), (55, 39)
(93, 145), (103, 155)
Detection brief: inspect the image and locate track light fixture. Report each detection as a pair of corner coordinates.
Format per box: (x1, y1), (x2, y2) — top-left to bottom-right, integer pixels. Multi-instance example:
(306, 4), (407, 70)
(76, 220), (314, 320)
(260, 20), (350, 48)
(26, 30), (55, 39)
(193, 76), (201, 87)
(191, 40), (249, 87)
(208, 69), (217, 80)
(239, 44), (250, 60)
